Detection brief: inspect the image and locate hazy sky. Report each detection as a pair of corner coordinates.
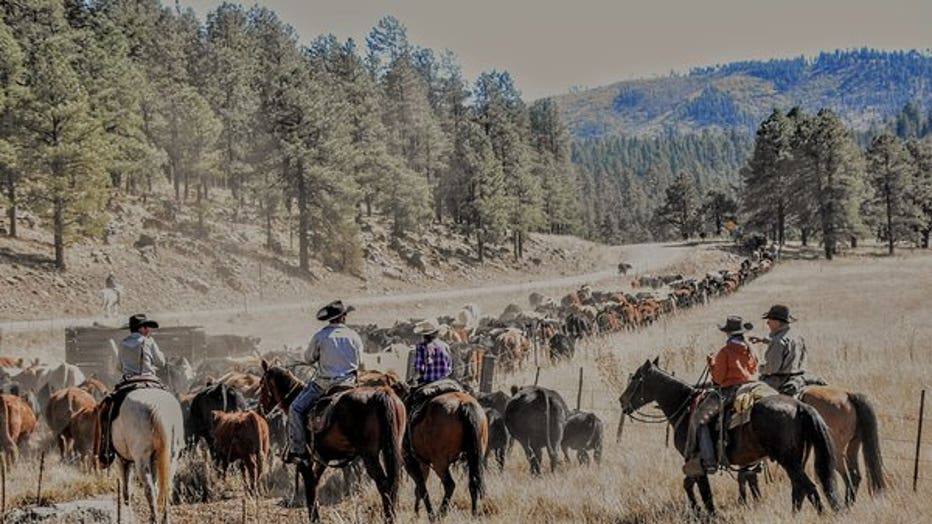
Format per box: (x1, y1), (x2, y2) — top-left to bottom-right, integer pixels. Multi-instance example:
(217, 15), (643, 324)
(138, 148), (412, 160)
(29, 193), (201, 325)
(178, 0), (931, 100)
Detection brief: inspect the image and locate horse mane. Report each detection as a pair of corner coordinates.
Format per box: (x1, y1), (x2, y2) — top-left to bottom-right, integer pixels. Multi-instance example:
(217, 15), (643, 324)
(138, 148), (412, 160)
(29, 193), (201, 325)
(263, 365), (302, 403)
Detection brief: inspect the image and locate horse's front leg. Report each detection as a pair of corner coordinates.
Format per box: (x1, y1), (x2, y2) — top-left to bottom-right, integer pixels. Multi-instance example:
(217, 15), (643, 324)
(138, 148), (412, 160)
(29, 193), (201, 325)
(683, 476), (700, 513)
(299, 462), (323, 522)
(697, 474), (716, 514)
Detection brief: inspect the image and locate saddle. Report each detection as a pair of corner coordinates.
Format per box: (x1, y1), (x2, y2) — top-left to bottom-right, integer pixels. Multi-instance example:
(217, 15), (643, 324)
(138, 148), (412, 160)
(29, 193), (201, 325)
(98, 376), (166, 467)
(727, 382), (777, 430)
(406, 379), (465, 428)
(309, 384), (355, 434)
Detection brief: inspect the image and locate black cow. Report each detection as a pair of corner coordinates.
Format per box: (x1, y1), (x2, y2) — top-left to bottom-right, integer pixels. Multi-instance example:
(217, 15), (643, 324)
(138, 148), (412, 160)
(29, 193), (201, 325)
(564, 313), (592, 340)
(504, 386), (568, 475)
(561, 410), (603, 466)
(484, 407), (510, 472)
(549, 333), (575, 362)
(187, 381), (246, 448)
(476, 390), (510, 414)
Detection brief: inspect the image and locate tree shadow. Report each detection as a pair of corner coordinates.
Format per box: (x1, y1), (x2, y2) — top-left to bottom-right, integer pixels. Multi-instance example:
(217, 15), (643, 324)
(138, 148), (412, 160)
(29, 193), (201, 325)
(0, 245), (57, 271)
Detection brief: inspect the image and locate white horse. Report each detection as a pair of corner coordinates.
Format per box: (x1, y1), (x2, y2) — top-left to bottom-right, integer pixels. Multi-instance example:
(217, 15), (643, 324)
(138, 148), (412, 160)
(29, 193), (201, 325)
(111, 389), (184, 524)
(101, 285), (123, 318)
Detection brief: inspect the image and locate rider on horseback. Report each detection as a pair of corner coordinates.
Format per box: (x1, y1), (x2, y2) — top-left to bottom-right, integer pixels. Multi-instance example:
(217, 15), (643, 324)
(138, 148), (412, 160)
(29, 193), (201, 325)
(412, 319), (453, 385)
(284, 300), (362, 466)
(684, 316), (759, 476)
(751, 305), (807, 395)
(97, 314), (167, 467)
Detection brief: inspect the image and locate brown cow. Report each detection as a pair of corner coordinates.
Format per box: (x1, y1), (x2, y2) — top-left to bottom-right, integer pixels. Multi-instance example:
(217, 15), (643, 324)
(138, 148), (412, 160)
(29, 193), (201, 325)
(209, 410), (270, 495)
(0, 357), (25, 369)
(60, 405), (100, 467)
(0, 394), (37, 464)
(78, 378), (109, 401)
(216, 372), (261, 400)
(495, 329), (531, 374)
(44, 387), (96, 451)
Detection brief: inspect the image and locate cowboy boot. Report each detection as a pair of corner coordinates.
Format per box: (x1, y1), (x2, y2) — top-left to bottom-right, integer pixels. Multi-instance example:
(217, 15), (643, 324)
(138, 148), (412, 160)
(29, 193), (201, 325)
(699, 425), (717, 474)
(96, 401), (115, 468)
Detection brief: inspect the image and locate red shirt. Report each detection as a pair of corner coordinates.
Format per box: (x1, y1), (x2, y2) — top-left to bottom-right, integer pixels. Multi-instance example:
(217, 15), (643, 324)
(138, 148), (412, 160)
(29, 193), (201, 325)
(709, 337), (759, 388)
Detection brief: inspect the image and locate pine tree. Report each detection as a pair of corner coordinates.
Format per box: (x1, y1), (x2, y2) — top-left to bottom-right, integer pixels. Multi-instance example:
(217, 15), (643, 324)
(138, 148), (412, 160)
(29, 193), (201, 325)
(741, 109), (794, 244)
(701, 189), (738, 236)
(865, 133), (915, 254)
(0, 17), (24, 237)
(905, 138), (932, 248)
(655, 172), (700, 239)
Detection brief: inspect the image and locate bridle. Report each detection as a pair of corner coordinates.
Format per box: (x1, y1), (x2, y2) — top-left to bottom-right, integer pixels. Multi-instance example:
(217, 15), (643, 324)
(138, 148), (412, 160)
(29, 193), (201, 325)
(622, 367), (699, 427)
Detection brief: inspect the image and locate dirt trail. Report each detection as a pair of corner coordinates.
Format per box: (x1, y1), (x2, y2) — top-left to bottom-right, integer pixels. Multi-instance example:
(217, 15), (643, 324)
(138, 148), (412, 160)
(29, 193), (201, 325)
(0, 242), (696, 359)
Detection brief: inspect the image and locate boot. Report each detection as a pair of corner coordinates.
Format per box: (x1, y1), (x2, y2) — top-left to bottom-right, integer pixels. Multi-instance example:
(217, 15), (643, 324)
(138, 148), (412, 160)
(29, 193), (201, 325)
(96, 404), (114, 468)
(698, 425), (717, 474)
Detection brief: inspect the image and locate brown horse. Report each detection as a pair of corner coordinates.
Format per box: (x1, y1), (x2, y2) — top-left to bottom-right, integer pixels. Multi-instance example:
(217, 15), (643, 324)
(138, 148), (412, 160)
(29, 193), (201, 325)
(405, 390), (488, 519)
(258, 361), (406, 523)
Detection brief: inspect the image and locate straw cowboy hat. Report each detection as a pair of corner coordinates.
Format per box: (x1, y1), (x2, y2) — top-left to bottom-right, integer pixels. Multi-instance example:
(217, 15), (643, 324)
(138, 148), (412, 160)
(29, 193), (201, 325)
(762, 304), (795, 323)
(413, 319), (441, 336)
(316, 300), (355, 322)
(123, 313), (159, 331)
(719, 315), (753, 335)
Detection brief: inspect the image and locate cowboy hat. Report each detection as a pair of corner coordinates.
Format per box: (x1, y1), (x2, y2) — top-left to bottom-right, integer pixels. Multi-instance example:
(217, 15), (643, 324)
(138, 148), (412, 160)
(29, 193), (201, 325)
(316, 300), (355, 322)
(413, 319), (441, 336)
(123, 313), (159, 331)
(762, 304), (795, 323)
(719, 315), (753, 335)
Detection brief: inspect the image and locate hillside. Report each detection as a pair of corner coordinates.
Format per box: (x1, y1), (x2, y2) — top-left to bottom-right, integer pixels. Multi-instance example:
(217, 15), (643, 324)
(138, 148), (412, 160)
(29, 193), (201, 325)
(0, 187), (619, 324)
(555, 49), (932, 138)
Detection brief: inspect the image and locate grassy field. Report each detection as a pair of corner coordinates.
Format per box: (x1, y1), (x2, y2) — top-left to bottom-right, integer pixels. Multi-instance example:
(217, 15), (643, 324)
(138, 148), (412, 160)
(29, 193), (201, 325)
(6, 250), (932, 523)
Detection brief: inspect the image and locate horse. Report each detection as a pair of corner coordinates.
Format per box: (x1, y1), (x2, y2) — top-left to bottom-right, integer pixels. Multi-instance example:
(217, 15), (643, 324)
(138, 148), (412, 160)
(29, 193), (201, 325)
(618, 358), (840, 514)
(258, 361), (406, 523)
(101, 286), (122, 318)
(733, 386), (887, 507)
(104, 388), (184, 524)
(404, 388), (488, 519)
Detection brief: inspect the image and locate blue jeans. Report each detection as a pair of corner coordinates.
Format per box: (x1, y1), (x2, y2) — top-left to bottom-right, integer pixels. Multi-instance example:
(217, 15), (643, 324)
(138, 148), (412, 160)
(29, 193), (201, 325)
(288, 381), (325, 455)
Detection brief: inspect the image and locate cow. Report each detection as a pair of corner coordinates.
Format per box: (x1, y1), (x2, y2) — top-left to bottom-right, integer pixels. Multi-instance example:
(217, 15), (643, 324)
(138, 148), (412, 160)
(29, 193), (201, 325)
(209, 410), (270, 495)
(216, 372), (261, 400)
(187, 382), (246, 448)
(564, 312), (593, 340)
(617, 262), (633, 275)
(44, 387), (96, 453)
(78, 378), (109, 401)
(483, 407), (510, 472)
(494, 328), (531, 374)
(561, 410), (604, 466)
(0, 394), (37, 465)
(476, 390), (511, 415)
(548, 333), (575, 362)
(60, 405), (99, 467)
(504, 386), (567, 475)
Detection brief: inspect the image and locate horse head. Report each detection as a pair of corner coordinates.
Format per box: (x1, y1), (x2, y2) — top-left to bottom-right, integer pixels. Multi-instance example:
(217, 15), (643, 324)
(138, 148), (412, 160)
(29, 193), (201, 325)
(258, 360), (300, 413)
(618, 357), (661, 414)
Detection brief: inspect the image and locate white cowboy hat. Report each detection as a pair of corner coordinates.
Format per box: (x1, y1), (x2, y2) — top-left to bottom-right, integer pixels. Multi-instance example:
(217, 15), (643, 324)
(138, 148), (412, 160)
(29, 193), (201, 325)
(413, 319), (441, 335)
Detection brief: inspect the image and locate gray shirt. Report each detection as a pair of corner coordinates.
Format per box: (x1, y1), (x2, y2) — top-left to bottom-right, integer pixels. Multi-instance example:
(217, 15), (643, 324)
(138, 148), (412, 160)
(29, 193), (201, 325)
(759, 325), (807, 376)
(119, 332), (166, 377)
(305, 323), (362, 387)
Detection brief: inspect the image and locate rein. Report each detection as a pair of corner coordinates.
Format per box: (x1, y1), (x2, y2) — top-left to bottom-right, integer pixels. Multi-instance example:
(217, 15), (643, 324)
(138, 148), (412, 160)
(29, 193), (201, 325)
(626, 365), (708, 427)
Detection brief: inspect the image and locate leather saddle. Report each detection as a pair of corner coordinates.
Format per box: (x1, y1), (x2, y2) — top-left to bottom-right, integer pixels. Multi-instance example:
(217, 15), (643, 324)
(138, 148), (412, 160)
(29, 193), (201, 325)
(727, 382), (777, 430)
(309, 384), (355, 433)
(407, 379), (465, 428)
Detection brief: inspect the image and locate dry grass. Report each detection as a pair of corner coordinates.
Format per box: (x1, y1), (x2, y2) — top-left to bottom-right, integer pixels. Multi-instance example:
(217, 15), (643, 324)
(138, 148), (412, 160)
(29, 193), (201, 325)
(5, 250), (931, 522)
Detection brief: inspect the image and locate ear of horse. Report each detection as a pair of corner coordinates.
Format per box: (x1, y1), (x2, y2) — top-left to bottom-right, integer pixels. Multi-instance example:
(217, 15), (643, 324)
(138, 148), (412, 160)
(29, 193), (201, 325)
(651, 356), (659, 366)
(261, 359), (269, 372)
(510, 385), (519, 395)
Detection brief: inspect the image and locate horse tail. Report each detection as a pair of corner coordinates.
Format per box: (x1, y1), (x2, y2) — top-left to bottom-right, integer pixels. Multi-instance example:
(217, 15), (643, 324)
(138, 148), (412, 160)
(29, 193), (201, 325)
(800, 403), (840, 511)
(850, 393), (887, 494)
(152, 419), (173, 522)
(459, 400), (487, 505)
(544, 390), (554, 457)
(374, 390), (402, 510)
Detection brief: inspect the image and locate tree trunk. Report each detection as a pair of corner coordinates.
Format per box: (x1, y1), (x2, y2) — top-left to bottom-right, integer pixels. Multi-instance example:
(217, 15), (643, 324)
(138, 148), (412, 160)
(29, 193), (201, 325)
(850, 236), (858, 249)
(5, 172), (15, 237)
(800, 226), (808, 246)
(922, 229), (930, 249)
(885, 191), (894, 255)
(183, 170), (190, 201)
(777, 202), (785, 246)
(296, 161), (309, 273)
(172, 162), (180, 201)
(265, 209), (273, 250)
(196, 183), (205, 235)
(54, 198), (66, 271)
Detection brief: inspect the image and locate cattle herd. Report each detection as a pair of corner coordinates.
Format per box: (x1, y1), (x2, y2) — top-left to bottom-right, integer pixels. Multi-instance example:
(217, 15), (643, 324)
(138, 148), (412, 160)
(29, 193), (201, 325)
(0, 254), (773, 516)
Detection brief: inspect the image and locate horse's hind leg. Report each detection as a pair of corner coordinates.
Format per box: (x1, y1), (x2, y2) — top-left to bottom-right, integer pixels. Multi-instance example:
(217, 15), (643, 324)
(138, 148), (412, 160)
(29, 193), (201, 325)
(438, 466), (456, 517)
(140, 458), (157, 524)
(119, 459), (131, 506)
(846, 437), (863, 504)
(785, 465), (823, 513)
(363, 453), (394, 523)
(405, 455), (433, 518)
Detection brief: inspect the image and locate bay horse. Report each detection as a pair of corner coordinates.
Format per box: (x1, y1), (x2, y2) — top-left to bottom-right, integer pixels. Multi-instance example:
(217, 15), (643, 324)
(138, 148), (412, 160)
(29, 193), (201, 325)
(404, 388), (488, 519)
(105, 388), (184, 524)
(258, 361), (406, 523)
(619, 359), (840, 514)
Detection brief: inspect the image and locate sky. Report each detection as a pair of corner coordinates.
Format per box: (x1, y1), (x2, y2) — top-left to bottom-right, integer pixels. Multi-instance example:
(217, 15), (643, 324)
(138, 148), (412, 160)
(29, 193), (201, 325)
(178, 0), (932, 100)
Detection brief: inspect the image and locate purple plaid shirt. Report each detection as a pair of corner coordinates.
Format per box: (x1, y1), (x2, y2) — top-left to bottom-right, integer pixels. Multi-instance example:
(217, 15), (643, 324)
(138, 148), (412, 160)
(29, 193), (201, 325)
(414, 339), (453, 383)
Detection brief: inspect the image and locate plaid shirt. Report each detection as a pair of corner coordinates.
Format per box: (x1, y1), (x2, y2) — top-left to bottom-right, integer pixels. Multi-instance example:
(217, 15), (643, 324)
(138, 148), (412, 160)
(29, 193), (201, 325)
(414, 339), (453, 383)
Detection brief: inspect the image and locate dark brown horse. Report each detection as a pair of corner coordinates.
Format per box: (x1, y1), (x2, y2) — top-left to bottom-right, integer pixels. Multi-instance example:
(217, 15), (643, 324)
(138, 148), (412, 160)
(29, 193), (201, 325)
(258, 362), (406, 523)
(405, 390), (488, 520)
(619, 359), (840, 514)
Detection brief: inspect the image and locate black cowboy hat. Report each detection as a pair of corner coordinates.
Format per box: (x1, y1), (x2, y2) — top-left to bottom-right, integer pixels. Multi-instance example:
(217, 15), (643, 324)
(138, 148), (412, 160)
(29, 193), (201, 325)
(316, 300), (355, 322)
(123, 313), (159, 331)
(719, 315), (753, 335)
(762, 304), (795, 323)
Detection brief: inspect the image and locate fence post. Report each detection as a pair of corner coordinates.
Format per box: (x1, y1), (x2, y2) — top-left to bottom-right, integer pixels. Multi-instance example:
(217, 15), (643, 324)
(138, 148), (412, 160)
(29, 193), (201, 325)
(576, 367), (584, 411)
(534, 367), (541, 387)
(36, 451), (45, 505)
(116, 477), (122, 524)
(666, 371), (675, 448)
(1, 453), (6, 515)
(915, 389), (926, 492)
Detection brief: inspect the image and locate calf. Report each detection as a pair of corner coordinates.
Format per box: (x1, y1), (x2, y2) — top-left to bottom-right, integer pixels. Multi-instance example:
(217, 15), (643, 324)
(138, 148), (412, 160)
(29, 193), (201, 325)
(60, 405), (99, 467)
(0, 394), (37, 465)
(561, 410), (603, 466)
(210, 410), (270, 495)
(44, 387), (96, 455)
(548, 333), (575, 362)
(484, 407), (510, 472)
(188, 382), (246, 447)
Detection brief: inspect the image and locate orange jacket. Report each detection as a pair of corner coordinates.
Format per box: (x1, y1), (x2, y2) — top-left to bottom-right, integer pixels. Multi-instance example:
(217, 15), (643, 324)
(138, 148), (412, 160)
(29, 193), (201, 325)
(708, 338), (759, 388)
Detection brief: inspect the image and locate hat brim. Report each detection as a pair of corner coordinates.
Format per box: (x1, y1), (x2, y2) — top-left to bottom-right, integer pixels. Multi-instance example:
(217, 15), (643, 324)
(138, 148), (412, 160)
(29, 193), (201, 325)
(761, 314), (795, 323)
(719, 326), (750, 334)
(414, 327), (439, 335)
(317, 305), (355, 321)
(124, 320), (159, 329)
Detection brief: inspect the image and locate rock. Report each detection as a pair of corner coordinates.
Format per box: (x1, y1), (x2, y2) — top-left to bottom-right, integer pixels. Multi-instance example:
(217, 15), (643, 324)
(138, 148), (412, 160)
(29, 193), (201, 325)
(5, 498), (131, 523)
(382, 267), (404, 281)
(133, 233), (157, 250)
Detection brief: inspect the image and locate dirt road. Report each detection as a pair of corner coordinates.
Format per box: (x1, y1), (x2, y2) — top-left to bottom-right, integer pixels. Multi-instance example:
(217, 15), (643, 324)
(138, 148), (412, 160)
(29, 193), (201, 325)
(1, 242), (697, 358)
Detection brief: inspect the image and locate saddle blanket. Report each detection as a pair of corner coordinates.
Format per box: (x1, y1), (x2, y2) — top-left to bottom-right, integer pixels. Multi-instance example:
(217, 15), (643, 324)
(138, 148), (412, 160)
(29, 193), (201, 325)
(310, 385), (355, 433)
(728, 382), (778, 429)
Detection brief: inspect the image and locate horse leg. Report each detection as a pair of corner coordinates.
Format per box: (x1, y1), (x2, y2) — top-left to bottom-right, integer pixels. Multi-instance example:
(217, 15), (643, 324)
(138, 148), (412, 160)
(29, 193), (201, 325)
(738, 471), (749, 504)
(140, 458), (157, 524)
(439, 466), (456, 517)
(846, 437), (862, 503)
(748, 471), (762, 501)
(682, 476), (700, 514)
(404, 453), (433, 518)
(299, 462), (323, 522)
(362, 453), (394, 524)
(697, 474), (716, 514)
(784, 464), (823, 513)
(119, 458), (131, 506)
